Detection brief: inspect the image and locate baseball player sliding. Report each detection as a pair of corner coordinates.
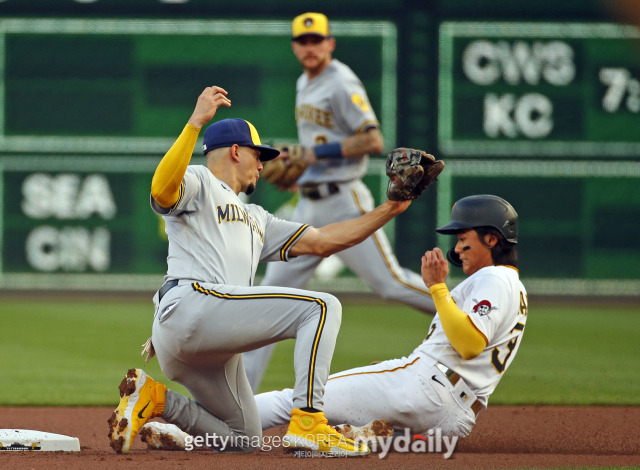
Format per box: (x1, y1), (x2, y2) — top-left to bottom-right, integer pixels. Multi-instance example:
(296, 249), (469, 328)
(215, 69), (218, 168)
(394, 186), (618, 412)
(244, 11), (437, 393)
(256, 195), (528, 438)
(132, 195), (528, 452)
(107, 86), (437, 457)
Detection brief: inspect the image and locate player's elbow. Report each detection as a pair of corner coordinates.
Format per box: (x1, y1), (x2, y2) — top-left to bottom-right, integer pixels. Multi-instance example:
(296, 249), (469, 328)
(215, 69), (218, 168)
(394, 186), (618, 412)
(308, 243), (344, 258)
(303, 246), (328, 258)
(291, 240), (336, 259)
(459, 348), (482, 360)
(361, 128), (384, 155)
(296, 228), (352, 258)
(369, 134), (384, 155)
(151, 175), (180, 209)
(455, 338), (486, 360)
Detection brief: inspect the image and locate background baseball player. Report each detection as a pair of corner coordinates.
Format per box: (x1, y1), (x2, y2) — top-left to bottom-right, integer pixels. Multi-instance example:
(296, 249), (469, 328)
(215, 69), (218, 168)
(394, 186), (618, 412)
(243, 11), (437, 392)
(107, 86), (436, 456)
(254, 195), (528, 438)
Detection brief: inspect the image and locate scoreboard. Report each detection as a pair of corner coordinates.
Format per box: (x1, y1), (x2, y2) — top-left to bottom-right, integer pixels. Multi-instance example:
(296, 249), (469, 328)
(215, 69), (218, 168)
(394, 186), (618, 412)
(0, 18), (396, 154)
(1, 12), (639, 295)
(434, 22), (640, 295)
(0, 18), (396, 290)
(438, 22), (640, 157)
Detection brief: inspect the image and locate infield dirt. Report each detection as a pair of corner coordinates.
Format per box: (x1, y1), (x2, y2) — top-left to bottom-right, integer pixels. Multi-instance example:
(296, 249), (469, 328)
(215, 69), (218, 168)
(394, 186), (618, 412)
(0, 405), (638, 469)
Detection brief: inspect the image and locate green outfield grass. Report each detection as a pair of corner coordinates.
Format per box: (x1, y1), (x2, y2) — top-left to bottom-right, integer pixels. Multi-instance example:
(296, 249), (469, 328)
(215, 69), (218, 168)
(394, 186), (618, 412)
(0, 295), (638, 406)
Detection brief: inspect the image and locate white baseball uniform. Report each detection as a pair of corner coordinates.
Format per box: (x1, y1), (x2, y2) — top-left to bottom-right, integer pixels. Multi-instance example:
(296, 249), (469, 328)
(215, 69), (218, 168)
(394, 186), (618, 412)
(243, 58), (436, 391)
(150, 164), (344, 450)
(255, 265), (528, 437)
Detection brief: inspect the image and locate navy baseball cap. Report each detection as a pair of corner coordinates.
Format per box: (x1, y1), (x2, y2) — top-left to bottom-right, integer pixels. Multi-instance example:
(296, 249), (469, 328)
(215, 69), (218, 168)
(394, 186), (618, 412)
(202, 118), (280, 161)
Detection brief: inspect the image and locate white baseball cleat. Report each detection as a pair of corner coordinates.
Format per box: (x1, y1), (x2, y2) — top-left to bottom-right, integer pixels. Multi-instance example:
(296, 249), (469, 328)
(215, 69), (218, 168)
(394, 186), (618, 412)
(139, 422), (190, 451)
(334, 419), (394, 441)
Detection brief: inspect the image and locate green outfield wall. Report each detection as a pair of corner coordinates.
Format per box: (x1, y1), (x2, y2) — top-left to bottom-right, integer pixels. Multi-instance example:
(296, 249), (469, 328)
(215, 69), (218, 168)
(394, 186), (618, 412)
(1, 1), (638, 296)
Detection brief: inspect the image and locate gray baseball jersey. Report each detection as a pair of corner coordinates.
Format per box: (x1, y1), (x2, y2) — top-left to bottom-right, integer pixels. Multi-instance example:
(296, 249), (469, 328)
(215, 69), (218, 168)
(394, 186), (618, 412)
(255, 265), (528, 436)
(296, 59), (379, 185)
(151, 165), (307, 286)
(148, 163), (344, 449)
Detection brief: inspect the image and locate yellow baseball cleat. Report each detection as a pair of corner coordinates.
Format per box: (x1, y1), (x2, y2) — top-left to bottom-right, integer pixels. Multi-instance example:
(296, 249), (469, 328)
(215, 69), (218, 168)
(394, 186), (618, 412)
(283, 408), (370, 457)
(107, 368), (167, 454)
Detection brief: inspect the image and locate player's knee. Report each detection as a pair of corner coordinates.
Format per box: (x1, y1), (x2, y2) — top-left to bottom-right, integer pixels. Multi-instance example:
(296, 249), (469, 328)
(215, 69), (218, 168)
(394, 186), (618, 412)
(302, 293), (341, 329)
(375, 284), (401, 301)
(436, 412), (476, 438)
(321, 293), (342, 325)
(375, 280), (423, 303)
(247, 427), (263, 449)
(235, 422), (262, 451)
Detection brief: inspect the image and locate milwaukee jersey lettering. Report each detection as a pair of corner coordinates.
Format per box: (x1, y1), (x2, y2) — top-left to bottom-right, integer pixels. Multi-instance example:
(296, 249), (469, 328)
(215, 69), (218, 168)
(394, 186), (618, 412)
(216, 203), (265, 242)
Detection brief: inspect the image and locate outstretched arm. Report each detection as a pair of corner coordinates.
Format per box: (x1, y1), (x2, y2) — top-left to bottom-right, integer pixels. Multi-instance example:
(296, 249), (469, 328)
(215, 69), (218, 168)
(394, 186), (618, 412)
(289, 199), (410, 257)
(151, 86), (231, 208)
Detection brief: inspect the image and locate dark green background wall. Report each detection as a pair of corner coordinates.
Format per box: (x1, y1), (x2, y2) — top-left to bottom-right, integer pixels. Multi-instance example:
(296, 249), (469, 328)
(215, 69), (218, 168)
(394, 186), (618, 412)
(1, 1), (638, 290)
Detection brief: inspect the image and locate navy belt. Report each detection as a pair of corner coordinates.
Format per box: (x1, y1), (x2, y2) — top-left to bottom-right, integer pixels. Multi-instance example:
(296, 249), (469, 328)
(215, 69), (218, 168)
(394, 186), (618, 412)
(158, 279), (179, 302)
(300, 182), (340, 200)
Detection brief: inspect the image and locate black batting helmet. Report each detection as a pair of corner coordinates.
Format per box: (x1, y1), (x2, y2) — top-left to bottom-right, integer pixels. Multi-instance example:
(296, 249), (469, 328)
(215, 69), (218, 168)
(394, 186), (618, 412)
(437, 195), (518, 267)
(437, 194), (518, 243)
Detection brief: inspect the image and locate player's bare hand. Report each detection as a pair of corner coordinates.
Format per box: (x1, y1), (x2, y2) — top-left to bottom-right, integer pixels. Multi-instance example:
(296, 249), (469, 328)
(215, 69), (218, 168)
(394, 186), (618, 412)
(188, 86), (232, 128)
(421, 247), (449, 287)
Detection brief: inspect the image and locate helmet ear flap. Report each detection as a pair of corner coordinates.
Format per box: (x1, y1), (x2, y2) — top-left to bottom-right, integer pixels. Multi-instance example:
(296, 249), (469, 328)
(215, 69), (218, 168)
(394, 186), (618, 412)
(446, 246), (463, 267)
